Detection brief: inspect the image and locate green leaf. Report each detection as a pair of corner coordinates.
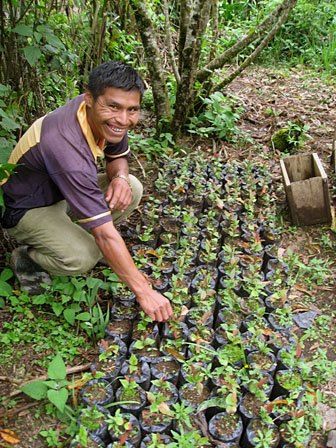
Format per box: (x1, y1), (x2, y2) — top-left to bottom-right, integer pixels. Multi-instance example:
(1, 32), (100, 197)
(13, 24), (33, 37)
(70, 303), (82, 312)
(0, 280), (13, 297)
(47, 388), (68, 413)
(45, 33), (64, 49)
(0, 114), (19, 131)
(23, 45), (41, 67)
(0, 268), (13, 282)
(36, 24), (52, 34)
(51, 302), (63, 316)
(58, 379), (71, 387)
(86, 277), (101, 289)
(197, 397), (227, 413)
(75, 312), (91, 321)
(48, 355), (66, 380)
(32, 295), (47, 305)
(63, 308), (75, 325)
(43, 44), (59, 55)
(21, 381), (47, 400)
(44, 380), (58, 389)
(0, 84), (9, 94)
(34, 31), (42, 42)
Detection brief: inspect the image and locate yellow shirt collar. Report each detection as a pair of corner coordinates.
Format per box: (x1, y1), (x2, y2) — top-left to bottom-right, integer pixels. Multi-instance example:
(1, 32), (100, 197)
(77, 101), (104, 160)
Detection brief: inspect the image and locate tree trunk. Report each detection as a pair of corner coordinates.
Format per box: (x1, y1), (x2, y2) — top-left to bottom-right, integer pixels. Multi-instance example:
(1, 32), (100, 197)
(171, 0), (212, 140)
(214, 0), (298, 91)
(196, 0), (296, 84)
(130, 0), (171, 130)
(130, 0), (298, 140)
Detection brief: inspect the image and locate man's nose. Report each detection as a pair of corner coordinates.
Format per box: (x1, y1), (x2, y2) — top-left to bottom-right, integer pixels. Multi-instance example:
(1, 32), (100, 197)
(116, 109), (128, 125)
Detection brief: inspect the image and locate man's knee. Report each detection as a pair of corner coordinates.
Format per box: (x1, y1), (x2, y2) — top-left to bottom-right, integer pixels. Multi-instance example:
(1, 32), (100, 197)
(62, 243), (101, 275)
(129, 175), (143, 207)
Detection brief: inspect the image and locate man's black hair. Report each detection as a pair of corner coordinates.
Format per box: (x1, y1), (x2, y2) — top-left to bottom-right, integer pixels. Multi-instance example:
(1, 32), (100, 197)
(87, 61), (145, 101)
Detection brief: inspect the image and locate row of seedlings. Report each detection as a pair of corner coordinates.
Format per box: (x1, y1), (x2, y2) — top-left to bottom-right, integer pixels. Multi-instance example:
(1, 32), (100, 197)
(73, 153), (311, 448)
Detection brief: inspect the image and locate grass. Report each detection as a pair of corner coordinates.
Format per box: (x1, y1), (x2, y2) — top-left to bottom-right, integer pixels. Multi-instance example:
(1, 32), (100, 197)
(0, 291), (87, 369)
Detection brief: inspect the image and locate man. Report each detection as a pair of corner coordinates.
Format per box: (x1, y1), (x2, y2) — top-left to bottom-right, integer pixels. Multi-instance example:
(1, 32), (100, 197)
(1, 61), (173, 322)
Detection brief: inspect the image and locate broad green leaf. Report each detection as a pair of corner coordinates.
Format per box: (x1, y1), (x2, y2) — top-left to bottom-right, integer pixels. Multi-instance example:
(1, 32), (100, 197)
(47, 388), (68, 413)
(0, 280), (12, 297)
(63, 308), (75, 325)
(21, 380), (47, 400)
(34, 31), (42, 42)
(45, 33), (64, 49)
(44, 380), (57, 389)
(23, 45), (41, 67)
(61, 295), (72, 304)
(86, 277), (101, 289)
(0, 115), (19, 131)
(0, 268), (13, 282)
(36, 24), (52, 34)
(75, 312), (91, 321)
(70, 303), (82, 312)
(44, 44), (59, 55)
(32, 295), (47, 305)
(13, 24), (33, 36)
(0, 163), (17, 173)
(58, 379), (71, 387)
(51, 302), (63, 316)
(0, 84), (9, 94)
(197, 397), (227, 412)
(48, 355), (66, 380)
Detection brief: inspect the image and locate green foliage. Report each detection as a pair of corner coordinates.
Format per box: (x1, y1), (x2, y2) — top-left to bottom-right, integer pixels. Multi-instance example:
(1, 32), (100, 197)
(271, 120), (311, 153)
(128, 128), (175, 160)
(167, 429), (210, 448)
(0, 84), (26, 163)
(12, 23), (65, 67)
(21, 355), (70, 414)
(0, 268), (14, 306)
(261, 0), (336, 73)
(30, 275), (110, 343)
(187, 92), (243, 141)
(0, 296), (86, 367)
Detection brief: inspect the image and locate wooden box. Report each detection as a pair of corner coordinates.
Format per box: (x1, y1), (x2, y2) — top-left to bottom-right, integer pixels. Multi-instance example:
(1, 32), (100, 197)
(280, 153), (331, 226)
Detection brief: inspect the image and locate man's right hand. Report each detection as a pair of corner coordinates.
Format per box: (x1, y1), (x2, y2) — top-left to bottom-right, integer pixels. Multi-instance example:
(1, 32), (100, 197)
(136, 289), (173, 322)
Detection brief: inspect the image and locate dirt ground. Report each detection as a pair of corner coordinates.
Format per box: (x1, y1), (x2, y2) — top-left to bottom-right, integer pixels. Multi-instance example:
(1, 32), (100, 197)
(0, 65), (336, 447)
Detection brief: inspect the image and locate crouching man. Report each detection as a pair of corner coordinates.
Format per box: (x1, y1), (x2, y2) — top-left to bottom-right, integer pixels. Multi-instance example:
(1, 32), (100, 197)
(1, 61), (173, 322)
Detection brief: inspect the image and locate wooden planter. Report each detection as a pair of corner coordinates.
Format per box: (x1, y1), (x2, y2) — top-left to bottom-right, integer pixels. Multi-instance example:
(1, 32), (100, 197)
(280, 153), (331, 226)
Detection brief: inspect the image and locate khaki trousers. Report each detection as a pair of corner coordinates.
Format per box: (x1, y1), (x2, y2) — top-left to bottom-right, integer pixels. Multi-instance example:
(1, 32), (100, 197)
(5, 174), (143, 275)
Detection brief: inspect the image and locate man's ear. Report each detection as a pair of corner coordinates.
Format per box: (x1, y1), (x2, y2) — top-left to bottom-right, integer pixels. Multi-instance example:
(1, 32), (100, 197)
(84, 89), (94, 108)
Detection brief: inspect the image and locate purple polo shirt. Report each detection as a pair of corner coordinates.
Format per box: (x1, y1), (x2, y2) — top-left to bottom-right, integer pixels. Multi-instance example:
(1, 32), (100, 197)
(1, 94), (130, 229)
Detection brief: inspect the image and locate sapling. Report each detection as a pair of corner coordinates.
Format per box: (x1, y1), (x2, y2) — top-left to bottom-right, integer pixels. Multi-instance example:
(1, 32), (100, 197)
(80, 405), (106, 432)
(128, 354), (140, 374)
(21, 355), (71, 416)
(252, 426), (279, 448)
(118, 377), (143, 403)
(170, 401), (195, 430)
(167, 428), (210, 448)
(106, 409), (135, 438)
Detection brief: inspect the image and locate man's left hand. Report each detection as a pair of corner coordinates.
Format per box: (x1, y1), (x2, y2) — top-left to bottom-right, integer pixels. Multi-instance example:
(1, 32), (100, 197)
(106, 177), (132, 212)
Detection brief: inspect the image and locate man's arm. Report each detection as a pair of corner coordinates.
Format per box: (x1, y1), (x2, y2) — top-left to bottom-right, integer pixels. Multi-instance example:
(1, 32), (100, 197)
(91, 220), (173, 322)
(105, 158), (132, 212)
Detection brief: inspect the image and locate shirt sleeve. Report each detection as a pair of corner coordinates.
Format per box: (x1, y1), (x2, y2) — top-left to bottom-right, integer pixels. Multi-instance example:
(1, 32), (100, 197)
(104, 134), (130, 161)
(50, 170), (112, 230)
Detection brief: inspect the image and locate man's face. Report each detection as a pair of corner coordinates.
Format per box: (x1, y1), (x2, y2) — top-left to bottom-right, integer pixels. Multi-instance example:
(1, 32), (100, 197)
(84, 87), (141, 143)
